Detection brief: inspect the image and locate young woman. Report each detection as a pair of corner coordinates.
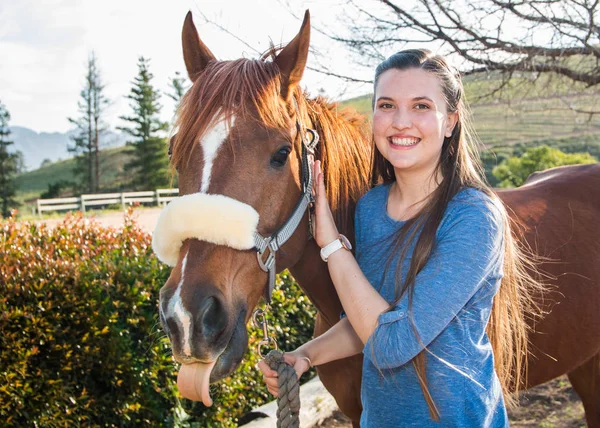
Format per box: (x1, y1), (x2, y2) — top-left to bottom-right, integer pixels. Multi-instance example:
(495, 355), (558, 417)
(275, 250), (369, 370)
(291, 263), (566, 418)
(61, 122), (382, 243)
(258, 49), (536, 426)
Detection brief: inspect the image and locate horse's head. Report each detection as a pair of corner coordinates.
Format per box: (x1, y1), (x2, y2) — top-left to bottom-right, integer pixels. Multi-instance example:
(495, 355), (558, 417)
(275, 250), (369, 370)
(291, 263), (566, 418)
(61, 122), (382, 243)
(153, 11), (318, 404)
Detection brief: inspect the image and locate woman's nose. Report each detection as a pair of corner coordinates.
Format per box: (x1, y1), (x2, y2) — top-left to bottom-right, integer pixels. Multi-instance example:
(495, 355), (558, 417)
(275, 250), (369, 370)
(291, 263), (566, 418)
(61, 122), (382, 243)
(392, 109), (411, 130)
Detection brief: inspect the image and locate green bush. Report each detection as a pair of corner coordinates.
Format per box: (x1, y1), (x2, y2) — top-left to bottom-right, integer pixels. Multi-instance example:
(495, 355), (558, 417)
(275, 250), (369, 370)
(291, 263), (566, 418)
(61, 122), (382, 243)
(492, 145), (597, 187)
(0, 211), (316, 427)
(0, 212), (176, 426)
(481, 135), (600, 187)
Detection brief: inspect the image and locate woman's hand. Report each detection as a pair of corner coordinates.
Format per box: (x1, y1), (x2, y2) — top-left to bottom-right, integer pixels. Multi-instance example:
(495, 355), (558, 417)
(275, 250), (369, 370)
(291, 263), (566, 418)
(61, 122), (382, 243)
(256, 350), (312, 397)
(312, 160), (340, 248)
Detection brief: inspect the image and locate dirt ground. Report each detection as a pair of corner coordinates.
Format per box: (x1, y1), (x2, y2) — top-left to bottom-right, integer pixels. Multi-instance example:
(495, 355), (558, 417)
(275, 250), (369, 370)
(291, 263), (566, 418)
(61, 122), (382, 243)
(315, 376), (585, 427)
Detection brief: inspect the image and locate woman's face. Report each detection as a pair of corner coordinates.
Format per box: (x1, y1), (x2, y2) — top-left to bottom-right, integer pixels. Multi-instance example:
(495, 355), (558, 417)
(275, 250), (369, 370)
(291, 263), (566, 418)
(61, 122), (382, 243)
(372, 68), (457, 179)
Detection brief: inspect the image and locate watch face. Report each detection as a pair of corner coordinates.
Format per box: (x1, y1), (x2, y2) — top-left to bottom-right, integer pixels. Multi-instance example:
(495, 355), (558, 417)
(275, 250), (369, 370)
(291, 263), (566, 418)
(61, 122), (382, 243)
(339, 234), (352, 251)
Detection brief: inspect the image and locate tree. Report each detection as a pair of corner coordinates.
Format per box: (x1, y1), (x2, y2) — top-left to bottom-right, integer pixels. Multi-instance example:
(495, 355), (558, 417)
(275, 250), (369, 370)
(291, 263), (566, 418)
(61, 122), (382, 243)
(492, 145), (597, 188)
(167, 71), (190, 114)
(68, 51), (109, 193)
(0, 101), (19, 218)
(119, 57), (170, 189)
(324, 0), (600, 100)
(13, 151), (25, 174)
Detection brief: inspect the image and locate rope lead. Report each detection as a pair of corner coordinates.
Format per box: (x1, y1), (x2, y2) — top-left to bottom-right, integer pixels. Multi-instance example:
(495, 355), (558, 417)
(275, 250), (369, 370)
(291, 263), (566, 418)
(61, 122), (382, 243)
(265, 350), (301, 428)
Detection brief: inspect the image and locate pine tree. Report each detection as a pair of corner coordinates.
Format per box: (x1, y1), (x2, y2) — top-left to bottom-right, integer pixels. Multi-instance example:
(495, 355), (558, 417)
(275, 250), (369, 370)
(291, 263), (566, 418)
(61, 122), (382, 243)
(0, 100), (18, 218)
(68, 52), (108, 193)
(119, 56), (169, 189)
(167, 71), (190, 114)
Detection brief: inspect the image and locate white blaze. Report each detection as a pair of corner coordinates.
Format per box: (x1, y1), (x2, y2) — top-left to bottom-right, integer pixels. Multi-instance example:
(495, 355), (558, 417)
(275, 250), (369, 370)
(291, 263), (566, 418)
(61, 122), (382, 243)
(161, 117), (234, 356)
(200, 119), (232, 193)
(168, 251), (193, 356)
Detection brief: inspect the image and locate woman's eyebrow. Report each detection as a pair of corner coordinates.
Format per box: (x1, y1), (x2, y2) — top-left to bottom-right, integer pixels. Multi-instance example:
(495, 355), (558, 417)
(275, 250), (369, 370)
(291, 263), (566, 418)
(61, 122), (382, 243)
(413, 96), (435, 103)
(376, 96), (436, 103)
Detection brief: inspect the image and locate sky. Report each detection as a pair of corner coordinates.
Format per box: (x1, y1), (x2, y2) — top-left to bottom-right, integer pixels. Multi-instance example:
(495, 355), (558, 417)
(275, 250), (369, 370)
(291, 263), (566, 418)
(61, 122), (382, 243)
(0, 0), (376, 134)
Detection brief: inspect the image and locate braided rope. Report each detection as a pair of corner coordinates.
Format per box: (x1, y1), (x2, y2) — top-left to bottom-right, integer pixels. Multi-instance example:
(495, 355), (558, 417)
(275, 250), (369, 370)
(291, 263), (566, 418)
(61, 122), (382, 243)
(265, 350), (300, 428)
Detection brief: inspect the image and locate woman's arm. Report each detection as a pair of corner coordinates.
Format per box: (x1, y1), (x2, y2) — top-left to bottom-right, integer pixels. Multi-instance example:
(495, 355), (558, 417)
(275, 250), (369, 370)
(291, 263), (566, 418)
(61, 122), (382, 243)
(297, 316), (364, 366)
(311, 160), (393, 343)
(325, 250), (389, 344)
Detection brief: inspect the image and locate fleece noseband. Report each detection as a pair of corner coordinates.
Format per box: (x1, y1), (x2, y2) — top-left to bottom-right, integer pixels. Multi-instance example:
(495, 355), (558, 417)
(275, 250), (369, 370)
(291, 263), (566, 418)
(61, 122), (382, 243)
(152, 193), (260, 266)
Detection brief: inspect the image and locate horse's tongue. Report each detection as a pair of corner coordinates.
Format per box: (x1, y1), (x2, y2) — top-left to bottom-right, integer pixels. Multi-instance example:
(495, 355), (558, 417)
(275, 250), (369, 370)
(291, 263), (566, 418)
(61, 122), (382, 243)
(177, 361), (216, 406)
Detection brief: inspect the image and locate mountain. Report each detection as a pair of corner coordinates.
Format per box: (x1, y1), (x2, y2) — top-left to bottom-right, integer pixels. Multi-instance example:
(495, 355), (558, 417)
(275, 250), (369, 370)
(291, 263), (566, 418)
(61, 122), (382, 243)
(9, 126), (128, 171)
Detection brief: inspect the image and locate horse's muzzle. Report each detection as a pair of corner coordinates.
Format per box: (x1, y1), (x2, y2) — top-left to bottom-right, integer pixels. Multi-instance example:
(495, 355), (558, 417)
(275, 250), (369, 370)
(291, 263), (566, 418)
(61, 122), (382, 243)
(159, 286), (248, 380)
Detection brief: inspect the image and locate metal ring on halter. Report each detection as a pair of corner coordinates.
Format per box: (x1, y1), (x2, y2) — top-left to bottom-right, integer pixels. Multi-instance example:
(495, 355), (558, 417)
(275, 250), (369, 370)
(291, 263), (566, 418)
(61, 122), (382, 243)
(256, 337), (278, 358)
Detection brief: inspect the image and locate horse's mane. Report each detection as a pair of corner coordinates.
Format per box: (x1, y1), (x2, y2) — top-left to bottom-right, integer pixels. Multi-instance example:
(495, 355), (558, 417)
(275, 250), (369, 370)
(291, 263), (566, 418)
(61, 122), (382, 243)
(172, 56), (372, 237)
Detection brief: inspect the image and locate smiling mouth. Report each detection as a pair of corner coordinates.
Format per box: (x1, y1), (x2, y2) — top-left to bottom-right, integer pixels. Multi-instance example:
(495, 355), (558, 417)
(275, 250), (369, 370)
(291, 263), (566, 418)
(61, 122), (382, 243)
(389, 137), (421, 147)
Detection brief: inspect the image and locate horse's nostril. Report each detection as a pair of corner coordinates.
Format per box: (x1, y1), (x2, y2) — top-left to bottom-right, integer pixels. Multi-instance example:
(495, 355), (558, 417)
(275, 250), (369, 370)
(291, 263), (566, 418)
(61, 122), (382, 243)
(199, 296), (220, 325)
(198, 296), (227, 339)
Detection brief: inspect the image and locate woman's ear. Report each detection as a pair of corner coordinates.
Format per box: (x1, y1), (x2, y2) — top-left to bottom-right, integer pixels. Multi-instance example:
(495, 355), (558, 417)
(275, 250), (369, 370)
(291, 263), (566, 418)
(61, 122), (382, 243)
(445, 112), (459, 138)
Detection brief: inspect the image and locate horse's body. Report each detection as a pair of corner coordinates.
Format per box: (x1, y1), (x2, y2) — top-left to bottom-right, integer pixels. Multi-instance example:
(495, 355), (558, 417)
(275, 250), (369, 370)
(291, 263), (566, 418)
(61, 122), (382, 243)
(158, 11), (600, 427)
(498, 164), (600, 427)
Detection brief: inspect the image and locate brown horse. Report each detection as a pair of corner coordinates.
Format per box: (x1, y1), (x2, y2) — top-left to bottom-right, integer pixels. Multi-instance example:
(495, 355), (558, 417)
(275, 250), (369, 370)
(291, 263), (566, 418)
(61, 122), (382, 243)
(155, 11), (600, 427)
(497, 164), (600, 427)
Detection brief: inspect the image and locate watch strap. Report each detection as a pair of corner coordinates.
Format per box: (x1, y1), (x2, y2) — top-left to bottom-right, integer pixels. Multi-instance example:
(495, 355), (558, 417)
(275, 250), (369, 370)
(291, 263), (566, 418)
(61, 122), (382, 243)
(320, 238), (344, 262)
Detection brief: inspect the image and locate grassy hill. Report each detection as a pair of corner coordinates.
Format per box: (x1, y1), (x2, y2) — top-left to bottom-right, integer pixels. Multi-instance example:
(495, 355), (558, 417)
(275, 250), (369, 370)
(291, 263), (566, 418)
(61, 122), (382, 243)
(15, 146), (134, 205)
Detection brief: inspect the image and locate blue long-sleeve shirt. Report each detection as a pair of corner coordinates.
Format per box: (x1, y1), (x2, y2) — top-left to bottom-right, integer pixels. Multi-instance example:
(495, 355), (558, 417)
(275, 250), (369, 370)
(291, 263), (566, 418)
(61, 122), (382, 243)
(354, 184), (508, 427)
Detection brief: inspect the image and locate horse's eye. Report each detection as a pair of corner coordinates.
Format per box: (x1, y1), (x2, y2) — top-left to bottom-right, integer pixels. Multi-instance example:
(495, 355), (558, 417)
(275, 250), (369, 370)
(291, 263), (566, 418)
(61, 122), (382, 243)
(270, 147), (291, 168)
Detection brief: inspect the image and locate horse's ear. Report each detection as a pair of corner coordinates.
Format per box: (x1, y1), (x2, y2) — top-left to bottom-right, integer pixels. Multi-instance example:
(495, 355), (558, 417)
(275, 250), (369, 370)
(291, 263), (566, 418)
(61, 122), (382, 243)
(182, 11), (216, 82)
(274, 10), (310, 101)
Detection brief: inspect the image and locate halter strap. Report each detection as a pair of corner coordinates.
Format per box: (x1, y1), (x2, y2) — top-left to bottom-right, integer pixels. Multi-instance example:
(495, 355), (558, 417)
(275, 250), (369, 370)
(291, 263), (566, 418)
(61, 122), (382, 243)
(253, 100), (319, 302)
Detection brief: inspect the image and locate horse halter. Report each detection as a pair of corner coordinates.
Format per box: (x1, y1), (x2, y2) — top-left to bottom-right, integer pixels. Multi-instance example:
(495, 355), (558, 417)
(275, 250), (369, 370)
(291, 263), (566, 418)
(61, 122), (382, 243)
(253, 103), (319, 302)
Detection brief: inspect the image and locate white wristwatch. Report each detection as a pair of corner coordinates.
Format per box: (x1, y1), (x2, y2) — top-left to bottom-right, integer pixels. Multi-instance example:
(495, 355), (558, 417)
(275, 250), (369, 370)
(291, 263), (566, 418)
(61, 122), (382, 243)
(320, 234), (352, 262)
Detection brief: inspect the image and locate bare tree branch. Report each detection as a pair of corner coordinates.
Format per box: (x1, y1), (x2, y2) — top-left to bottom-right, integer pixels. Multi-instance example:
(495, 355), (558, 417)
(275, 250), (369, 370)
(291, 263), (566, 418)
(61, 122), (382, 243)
(331, 0), (600, 87)
(306, 66), (373, 83)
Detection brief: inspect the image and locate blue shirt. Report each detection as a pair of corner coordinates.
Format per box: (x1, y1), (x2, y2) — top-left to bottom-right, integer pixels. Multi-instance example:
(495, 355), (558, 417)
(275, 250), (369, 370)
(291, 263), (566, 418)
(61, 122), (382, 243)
(354, 184), (508, 427)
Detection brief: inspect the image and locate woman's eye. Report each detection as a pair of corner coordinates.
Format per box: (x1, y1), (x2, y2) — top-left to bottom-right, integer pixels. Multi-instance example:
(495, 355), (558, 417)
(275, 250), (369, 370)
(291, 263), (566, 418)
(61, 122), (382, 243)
(270, 147), (292, 168)
(415, 103), (430, 110)
(378, 103), (394, 110)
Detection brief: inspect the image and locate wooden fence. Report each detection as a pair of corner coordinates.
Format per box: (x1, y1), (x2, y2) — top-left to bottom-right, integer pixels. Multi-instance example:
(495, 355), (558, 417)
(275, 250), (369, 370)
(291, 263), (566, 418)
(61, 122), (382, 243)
(37, 189), (179, 217)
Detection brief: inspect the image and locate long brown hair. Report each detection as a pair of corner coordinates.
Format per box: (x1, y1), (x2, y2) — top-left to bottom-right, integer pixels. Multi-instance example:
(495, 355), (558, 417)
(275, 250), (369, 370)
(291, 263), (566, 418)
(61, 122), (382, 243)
(369, 49), (541, 420)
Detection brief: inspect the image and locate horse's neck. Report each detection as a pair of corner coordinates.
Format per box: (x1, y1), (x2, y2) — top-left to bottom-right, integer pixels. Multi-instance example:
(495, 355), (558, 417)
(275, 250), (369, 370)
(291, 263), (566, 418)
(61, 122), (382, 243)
(289, 240), (343, 328)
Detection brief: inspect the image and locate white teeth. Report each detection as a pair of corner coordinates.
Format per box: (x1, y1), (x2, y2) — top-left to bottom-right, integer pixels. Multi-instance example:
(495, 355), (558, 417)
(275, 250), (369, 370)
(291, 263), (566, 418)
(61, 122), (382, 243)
(391, 137), (420, 146)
